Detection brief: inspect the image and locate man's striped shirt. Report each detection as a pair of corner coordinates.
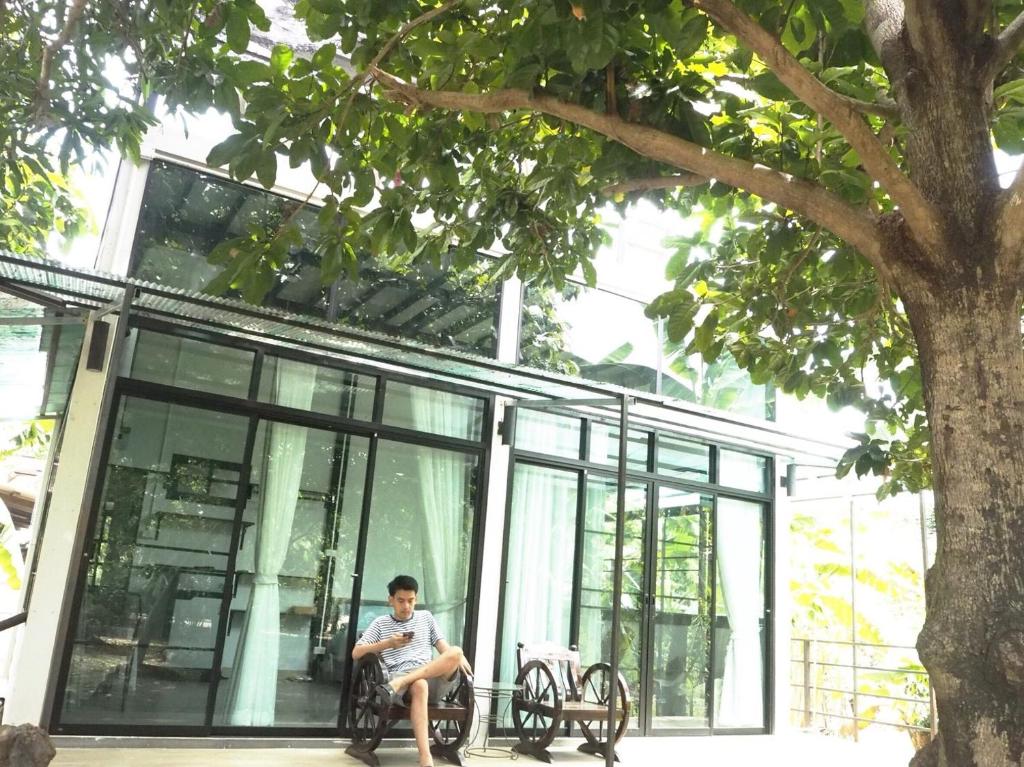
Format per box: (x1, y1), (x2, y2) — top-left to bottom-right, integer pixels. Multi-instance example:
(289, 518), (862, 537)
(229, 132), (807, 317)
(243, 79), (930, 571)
(357, 611), (445, 674)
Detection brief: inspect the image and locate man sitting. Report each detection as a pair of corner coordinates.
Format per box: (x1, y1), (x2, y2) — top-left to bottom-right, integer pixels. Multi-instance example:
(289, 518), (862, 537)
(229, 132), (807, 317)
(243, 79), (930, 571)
(353, 574), (472, 767)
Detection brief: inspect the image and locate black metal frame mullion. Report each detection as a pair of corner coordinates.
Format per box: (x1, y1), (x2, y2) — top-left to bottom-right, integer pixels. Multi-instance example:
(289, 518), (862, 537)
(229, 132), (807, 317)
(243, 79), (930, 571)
(204, 414), (260, 728)
(336, 433), (380, 734)
(460, 394), (498, 669)
(707, 493), (719, 733)
(639, 479), (657, 735)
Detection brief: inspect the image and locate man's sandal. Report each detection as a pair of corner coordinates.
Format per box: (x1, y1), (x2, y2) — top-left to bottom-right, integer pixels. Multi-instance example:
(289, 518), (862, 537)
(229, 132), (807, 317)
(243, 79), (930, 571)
(377, 681), (405, 705)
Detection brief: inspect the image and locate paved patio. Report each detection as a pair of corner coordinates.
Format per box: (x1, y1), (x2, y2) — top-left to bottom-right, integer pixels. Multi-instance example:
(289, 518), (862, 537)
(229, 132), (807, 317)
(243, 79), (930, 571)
(52, 732), (918, 767)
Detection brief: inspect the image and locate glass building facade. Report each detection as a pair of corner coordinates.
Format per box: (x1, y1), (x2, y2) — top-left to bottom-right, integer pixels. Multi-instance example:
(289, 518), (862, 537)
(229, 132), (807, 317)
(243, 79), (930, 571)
(6, 156), (780, 739)
(54, 325), (488, 732)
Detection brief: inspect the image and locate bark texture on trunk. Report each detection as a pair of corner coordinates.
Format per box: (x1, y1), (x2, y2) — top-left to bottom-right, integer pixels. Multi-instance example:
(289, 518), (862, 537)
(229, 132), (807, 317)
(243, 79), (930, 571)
(904, 283), (1024, 767)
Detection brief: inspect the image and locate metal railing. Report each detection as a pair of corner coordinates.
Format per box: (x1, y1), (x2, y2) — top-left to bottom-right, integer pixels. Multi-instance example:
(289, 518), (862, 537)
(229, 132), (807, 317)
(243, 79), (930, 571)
(790, 637), (937, 742)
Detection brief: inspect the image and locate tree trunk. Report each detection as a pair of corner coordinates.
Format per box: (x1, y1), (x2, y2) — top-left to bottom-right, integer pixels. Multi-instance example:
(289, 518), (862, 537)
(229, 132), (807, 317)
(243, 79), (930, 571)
(904, 282), (1024, 767)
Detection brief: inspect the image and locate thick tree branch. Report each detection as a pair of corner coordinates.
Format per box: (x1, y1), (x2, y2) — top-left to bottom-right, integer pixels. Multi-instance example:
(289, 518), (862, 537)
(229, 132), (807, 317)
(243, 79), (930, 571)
(987, 10), (1024, 82)
(601, 174), (707, 197)
(371, 69), (885, 272)
(834, 91), (901, 121)
(691, 0), (943, 257)
(334, 0), (461, 133)
(34, 0), (89, 119)
(863, 0), (905, 66)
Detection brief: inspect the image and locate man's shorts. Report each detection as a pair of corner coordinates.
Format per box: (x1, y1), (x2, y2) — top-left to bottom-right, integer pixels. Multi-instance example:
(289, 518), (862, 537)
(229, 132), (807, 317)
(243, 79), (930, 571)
(396, 670), (458, 704)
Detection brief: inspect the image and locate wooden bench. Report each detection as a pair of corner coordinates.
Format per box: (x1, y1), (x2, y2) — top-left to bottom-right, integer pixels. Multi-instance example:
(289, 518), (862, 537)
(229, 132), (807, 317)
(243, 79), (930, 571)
(344, 652), (474, 767)
(511, 642), (629, 763)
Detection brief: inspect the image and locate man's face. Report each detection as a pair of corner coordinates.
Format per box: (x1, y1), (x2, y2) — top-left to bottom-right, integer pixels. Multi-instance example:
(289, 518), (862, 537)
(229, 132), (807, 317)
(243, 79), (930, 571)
(389, 588), (417, 620)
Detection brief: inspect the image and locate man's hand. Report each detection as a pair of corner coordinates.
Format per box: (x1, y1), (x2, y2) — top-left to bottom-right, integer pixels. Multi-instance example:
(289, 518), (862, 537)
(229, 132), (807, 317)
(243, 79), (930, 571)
(459, 657), (473, 678)
(388, 632), (413, 649)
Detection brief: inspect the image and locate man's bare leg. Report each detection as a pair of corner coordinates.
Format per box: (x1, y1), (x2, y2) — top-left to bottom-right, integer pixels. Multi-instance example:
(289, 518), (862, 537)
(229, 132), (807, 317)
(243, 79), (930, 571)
(388, 646), (464, 695)
(408, 679), (433, 767)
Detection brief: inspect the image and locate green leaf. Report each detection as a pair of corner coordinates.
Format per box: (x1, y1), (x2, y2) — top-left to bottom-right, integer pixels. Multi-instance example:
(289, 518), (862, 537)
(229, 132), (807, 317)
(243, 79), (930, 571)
(256, 151), (277, 189)
(312, 42), (337, 70)
(225, 6), (251, 53)
(270, 44), (293, 75)
(207, 133), (251, 168)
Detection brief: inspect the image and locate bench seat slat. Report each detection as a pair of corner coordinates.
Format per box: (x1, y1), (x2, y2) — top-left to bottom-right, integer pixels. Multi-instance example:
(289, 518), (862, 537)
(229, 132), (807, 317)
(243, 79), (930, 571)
(384, 702), (470, 721)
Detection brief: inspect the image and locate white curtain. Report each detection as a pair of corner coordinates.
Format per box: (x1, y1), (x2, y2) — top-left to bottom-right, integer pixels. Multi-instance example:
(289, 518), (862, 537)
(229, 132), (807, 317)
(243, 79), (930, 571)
(410, 387), (471, 641)
(228, 360), (314, 725)
(715, 497), (764, 727)
(499, 464), (578, 688)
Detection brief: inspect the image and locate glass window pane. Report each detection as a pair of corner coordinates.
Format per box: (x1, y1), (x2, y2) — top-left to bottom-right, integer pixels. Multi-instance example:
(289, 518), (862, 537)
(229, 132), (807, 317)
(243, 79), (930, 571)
(719, 450), (769, 494)
(129, 330), (253, 399)
(215, 422), (370, 727)
(334, 255), (499, 357)
(258, 356), (375, 421)
(653, 487), (713, 730)
(358, 440), (479, 644)
(131, 162), (330, 318)
(514, 409), (582, 459)
(381, 381), (484, 441)
(588, 423), (650, 471)
(59, 398), (250, 726)
(713, 498), (766, 729)
(578, 478), (647, 729)
(131, 162), (500, 354)
(498, 463), (578, 722)
(657, 435), (711, 482)
(520, 284), (662, 393)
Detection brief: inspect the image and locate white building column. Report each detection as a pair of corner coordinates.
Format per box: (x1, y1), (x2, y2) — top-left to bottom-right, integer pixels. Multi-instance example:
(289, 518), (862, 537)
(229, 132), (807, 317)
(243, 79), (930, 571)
(771, 457), (793, 734)
(468, 395), (514, 746)
(5, 313), (121, 726)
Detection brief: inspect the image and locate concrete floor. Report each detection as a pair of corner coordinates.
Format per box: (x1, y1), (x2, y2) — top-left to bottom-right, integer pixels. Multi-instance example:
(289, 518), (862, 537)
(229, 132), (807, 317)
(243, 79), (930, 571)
(51, 732), (918, 767)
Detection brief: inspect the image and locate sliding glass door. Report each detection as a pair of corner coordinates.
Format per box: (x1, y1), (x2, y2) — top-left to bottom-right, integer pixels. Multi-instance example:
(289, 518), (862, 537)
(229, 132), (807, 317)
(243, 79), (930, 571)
(60, 397), (250, 726)
(577, 478), (647, 730)
(503, 459), (767, 736)
(650, 488), (713, 731)
(214, 420), (370, 728)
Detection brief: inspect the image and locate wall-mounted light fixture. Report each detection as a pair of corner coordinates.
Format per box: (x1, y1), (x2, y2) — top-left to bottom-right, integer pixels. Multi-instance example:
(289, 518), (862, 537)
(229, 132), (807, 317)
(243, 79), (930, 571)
(498, 404), (517, 446)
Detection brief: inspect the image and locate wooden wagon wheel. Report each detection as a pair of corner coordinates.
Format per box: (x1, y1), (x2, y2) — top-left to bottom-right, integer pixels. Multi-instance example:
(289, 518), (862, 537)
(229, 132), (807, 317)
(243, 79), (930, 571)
(430, 671), (475, 753)
(512, 659), (563, 760)
(348, 656), (390, 750)
(577, 662), (630, 752)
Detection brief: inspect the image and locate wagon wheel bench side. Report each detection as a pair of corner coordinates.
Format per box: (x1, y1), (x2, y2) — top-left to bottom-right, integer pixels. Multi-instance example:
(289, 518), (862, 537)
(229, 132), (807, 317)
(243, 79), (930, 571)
(344, 652), (475, 767)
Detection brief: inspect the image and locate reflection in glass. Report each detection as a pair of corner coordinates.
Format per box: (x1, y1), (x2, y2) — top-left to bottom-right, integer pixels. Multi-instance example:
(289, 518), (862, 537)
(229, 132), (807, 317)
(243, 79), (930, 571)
(578, 479), (647, 728)
(520, 284), (661, 393)
(718, 450), (769, 494)
(216, 412), (369, 727)
(381, 382), (485, 442)
(360, 440), (478, 643)
(588, 424), (650, 471)
(520, 282), (775, 419)
(333, 258), (499, 356)
(131, 162), (329, 317)
(129, 330), (253, 399)
(713, 498), (765, 729)
(656, 436), (710, 482)
(513, 409), (582, 459)
(258, 355), (376, 422)
(499, 464), (579, 713)
(131, 161), (499, 355)
(59, 398), (250, 726)
(653, 488), (712, 730)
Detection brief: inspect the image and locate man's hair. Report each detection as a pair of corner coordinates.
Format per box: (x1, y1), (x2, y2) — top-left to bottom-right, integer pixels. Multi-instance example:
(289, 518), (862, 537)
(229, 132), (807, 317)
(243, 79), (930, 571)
(388, 574), (419, 596)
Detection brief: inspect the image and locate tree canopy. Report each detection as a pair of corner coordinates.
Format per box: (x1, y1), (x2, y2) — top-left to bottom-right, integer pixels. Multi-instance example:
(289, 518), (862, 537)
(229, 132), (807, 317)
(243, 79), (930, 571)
(8, 2), (1024, 764)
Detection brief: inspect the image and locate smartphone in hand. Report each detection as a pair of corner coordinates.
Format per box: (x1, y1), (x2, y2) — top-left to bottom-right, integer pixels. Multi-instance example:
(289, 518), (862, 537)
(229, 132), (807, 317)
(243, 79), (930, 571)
(402, 630), (415, 638)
